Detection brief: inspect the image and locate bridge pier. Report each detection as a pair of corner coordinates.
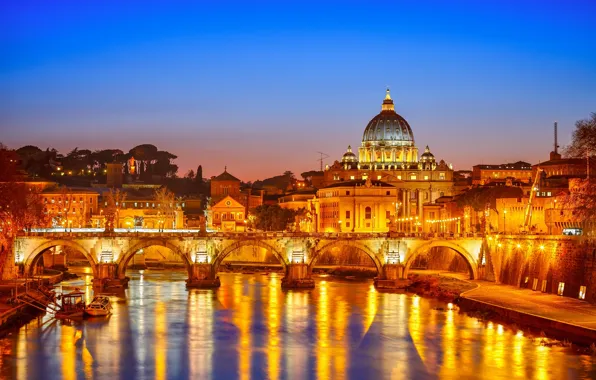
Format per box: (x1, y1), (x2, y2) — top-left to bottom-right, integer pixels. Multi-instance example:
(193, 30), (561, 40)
(374, 264), (409, 290)
(186, 263), (221, 289)
(282, 263), (315, 289)
(92, 263), (129, 291)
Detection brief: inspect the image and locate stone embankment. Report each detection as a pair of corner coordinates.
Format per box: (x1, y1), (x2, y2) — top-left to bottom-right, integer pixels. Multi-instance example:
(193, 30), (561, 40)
(459, 282), (596, 346)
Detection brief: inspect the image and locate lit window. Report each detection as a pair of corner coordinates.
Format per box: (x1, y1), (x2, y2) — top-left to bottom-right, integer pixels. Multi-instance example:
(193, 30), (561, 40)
(397, 175), (402, 180)
(557, 282), (565, 296)
(410, 174), (417, 180)
(439, 172), (445, 180)
(377, 175), (382, 180)
(350, 176), (355, 180)
(424, 175), (429, 180)
(579, 286), (587, 300)
(134, 202), (137, 207)
(362, 175), (368, 180)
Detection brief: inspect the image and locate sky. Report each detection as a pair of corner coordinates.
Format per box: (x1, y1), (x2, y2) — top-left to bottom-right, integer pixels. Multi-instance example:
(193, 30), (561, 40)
(1, 1), (595, 181)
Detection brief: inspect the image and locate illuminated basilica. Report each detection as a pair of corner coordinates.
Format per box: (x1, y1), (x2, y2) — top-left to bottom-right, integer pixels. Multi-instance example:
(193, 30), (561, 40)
(321, 89), (455, 227)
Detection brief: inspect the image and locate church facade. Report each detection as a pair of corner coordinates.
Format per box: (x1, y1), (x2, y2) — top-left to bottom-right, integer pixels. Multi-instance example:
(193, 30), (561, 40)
(322, 89), (455, 226)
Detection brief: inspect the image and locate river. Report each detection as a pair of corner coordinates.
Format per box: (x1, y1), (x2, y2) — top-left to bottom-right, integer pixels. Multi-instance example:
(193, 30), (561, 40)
(0, 269), (595, 379)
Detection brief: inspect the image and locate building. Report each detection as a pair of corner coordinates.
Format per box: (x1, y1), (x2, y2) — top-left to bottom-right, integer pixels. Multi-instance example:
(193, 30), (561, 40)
(206, 195), (247, 232)
(41, 187), (100, 228)
(472, 161), (532, 185)
(323, 89), (455, 220)
(210, 167), (263, 216)
(90, 187), (185, 230)
(311, 178), (399, 233)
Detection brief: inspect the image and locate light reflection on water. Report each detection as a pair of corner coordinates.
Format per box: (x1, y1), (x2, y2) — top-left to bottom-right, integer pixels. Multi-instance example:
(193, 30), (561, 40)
(0, 269), (595, 379)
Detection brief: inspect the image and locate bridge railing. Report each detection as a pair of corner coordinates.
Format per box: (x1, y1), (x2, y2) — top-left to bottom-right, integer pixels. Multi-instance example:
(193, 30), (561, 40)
(17, 229), (489, 240)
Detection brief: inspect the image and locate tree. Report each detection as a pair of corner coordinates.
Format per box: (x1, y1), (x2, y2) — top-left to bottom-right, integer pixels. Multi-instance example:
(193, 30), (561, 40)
(155, 187), (176, 230)
(0, 144), (19, 181)
(565, 113), (596, 158)
(54, 186), (76, 230)
(251, 204), (298, 231)
(185, 169), (195, 179)
(0, 144), (48, 278)
(104, 189), (126, 232)
(196, 165), (203, 184)
(563, 179), (596, 227)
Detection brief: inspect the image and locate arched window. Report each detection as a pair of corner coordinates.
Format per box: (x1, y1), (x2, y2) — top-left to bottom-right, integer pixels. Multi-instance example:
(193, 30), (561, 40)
(365, 207), (372, 219)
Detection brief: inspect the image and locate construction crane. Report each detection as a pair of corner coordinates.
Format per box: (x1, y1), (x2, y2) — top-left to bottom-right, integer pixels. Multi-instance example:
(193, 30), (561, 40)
(523, 168), (543, 232)
(316, 152), (329, 172)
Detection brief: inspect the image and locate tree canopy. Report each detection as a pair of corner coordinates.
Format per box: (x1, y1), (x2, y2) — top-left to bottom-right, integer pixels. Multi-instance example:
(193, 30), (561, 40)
(565, 112), (596, 158)
(250, 204), (300, 231)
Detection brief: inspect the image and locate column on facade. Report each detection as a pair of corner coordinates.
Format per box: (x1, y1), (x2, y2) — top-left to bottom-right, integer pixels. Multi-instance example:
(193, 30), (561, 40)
(401, 190), (407, 218)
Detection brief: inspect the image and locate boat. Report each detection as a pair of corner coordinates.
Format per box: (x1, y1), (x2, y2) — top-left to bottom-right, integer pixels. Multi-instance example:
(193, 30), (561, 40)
(55, 291), (86, 319)
(85, 295), (112, 317)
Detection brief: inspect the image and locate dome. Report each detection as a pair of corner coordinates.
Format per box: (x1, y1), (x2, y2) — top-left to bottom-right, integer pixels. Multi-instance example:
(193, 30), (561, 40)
(420, 145), (435, 161)
(362, 89), (415, 146)
(342, 145), (357, 163)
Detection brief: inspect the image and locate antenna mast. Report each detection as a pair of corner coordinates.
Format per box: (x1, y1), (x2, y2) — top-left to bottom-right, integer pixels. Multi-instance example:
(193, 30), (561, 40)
(317, 152), (329, 171)
(554, 121), (559, 154)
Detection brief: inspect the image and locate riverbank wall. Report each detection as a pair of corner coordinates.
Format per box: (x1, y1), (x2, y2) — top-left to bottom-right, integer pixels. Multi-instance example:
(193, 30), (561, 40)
(458, 296), (596, 346)
(484, 236), (596, 304)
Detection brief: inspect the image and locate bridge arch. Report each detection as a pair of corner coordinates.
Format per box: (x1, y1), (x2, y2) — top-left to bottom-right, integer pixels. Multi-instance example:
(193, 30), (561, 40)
(403, 240), (478, 279)
(308, 240), (384, 274)
(25, 240), (98, 276)
(117, 239), (191, 278)
(213, 239), (288, 274)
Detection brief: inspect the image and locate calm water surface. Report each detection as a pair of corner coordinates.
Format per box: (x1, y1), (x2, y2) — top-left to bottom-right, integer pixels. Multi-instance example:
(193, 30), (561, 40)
(0, 269), (595, 380)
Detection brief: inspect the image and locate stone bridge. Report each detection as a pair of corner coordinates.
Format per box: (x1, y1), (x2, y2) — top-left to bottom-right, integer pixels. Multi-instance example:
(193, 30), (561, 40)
(12, 231), (485, 290)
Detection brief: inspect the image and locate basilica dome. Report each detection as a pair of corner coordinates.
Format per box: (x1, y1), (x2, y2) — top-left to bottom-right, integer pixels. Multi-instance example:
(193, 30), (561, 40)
(362, 89), (415, 146)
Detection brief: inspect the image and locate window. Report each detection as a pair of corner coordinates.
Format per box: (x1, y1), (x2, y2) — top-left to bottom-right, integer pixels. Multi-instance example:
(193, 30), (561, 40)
(410, 174), (417, 180)
(377, 175), (382, 180)
(223, 213), (227, 220)
(215, 213), (219, 220)
(362, 175), (368, 180)
(386, 210), (390, 219)
(345, 210), (350, 219)
(439, 172), (445, 180)
(424, 175), (429, 180)
(346, 222), (350, 228)
(386, 191), (390, 195)
(579, 286), (587, 300)
(397, 175), (402, 180)
(350, 176), (355, 180)
(365, 207), (372, 219)
(346, 191), (350, 195)
(557, 282), (565, 296)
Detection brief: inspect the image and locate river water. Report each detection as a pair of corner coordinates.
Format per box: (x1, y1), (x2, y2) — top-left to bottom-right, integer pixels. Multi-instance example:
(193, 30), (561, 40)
(0, 269), (595, 380)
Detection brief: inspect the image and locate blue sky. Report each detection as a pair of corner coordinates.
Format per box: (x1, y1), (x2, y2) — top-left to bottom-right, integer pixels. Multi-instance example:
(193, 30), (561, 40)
(1, 1), (595, 180)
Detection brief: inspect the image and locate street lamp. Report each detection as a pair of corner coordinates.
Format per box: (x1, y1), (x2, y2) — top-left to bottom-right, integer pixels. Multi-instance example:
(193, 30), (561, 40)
(503, 209), (507, 234)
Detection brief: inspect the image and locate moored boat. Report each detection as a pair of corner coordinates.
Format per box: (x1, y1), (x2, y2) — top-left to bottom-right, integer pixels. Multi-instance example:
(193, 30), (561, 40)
(55, 291), (86, 319)
(85, 295), (112, 317)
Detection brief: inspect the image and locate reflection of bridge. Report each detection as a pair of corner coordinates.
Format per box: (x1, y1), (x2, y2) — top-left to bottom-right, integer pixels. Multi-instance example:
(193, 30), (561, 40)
(13, 231), (485, 290)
